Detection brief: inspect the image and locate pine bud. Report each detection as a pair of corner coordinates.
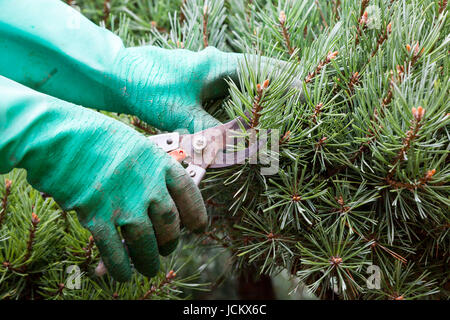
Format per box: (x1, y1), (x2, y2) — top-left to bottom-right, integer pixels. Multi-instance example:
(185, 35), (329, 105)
(327, 51), (338, 60)
(279, 10), (286, 25)
(203, 0), (208, 16)
(262, 79), (270, 89)
(406, 44), (411, 52)
(387, 23), (392, 34)
(31, 212), (40, 224)
(360, 11), (368, 25)
(412, 106), (425, 120)
(166, 269), (177, 280)
(330, 256), (343, 266)
(413, 42), (420, 56)
(5, 179), (12, 190)
(425, 169), (436, 179)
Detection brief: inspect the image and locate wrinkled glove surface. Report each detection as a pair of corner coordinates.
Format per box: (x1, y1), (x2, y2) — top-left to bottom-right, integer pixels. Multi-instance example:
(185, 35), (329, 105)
(0, 76), (207, 281)
(0, 0), (244, 133)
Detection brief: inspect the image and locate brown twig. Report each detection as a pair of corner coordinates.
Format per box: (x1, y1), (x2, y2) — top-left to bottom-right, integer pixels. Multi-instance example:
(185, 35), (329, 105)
(439, 0), (448, 14)
(344, 226), (407, 264)
(141, 270), (177, 300)
(305, 51), (338, 83)
(347, 72), (360, 94)
(278, 11), (296, 57)
(385, 107), (433, 190)
(316, 136), (328, 149)
(355, 0), (370, 45)
(251, 80), (269, 128)
(334, 44), (423, 176)
(312, 103), (324, 124)
(389, 106), (425, 171)
(0, 179), (12, 227)
(202, 0), (209, 48)
(370, 23), (392, 59)
(280, 131), (291, 145)
(336, 196), (351, 214)
(81, 236), (95, 270)
(20, 213), (40, 273)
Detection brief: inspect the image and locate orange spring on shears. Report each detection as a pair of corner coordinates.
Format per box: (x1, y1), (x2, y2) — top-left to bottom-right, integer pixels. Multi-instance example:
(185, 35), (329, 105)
(168, 149), (187, 163)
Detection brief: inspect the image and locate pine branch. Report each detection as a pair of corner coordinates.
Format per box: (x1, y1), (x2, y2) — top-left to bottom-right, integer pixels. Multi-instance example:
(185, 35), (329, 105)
(315, 136), (328, 149)
(439, 0), (448, 14)
(250, 79), (269, 128)
(332, 42), (425, 177)
(20, 213), (40, 273)
(355, 0), (370, 45)
(370, 23), (392, 59)
(0, 179), (12, 227)
(305, 51), (338, 83)
(202, 0), (209, 48)
(278, 11), (295, 57)
(385, 107), (437, 190)
(389, 107), (425, 172)
(141, 270), (177, 300)
(279, 130), (291, 145)
(311, 103), (324, 124)
(81, 236), (95, 271)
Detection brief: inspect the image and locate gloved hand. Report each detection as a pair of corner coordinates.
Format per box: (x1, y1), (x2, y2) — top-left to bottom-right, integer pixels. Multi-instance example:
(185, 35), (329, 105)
(0, 76), (207, 281)
(0, 0), (290, 133)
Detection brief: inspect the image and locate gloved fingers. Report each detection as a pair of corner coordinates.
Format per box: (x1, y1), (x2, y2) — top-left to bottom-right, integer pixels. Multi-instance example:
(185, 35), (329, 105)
(88, 223), (132, 282)
(172, 105), (222, 134)
(121, 215), (160, 278)
(147, 190), (181, 256)
(166, 163), (208, 233)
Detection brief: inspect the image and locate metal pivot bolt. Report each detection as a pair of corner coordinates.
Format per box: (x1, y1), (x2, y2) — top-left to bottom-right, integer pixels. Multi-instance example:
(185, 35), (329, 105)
(193, 135), (207, 153)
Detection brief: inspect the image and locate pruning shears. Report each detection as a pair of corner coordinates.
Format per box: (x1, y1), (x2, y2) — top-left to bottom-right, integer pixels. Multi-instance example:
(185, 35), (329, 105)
(147, 115), (262, 185)
(95, 115), (262, 277)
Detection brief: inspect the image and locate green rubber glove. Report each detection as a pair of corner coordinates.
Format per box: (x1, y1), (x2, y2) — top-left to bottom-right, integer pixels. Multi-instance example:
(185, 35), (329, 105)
(0, 76), (207, 282)
(0, 0), (288, 133)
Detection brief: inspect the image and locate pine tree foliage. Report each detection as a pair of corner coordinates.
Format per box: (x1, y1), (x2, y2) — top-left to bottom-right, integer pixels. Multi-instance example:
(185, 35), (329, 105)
(0, 170), (209, 300)
(1, 0), (449, 300)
